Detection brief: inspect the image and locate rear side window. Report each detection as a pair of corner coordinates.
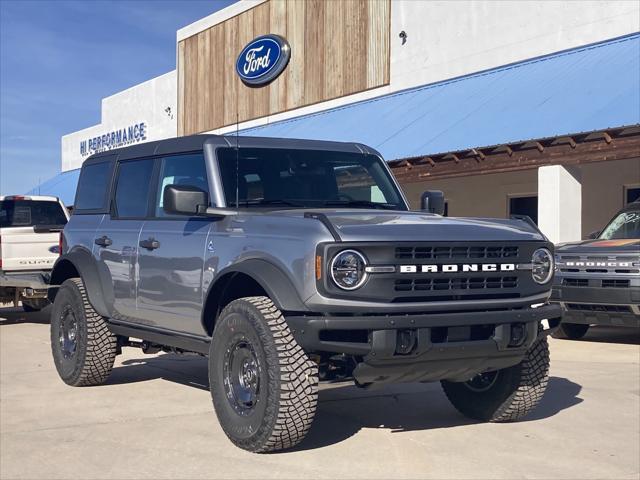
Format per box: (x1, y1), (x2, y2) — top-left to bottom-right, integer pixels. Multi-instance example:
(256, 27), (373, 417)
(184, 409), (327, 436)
(114, 159), (155, 218)
(75, 161), (112, 211)
(0, 200), (67, 228)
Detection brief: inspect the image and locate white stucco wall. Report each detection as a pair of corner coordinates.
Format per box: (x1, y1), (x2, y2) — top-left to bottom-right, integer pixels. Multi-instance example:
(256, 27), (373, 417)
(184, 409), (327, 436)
(61, 71), (177, 171)
(389, 0), (639, 91)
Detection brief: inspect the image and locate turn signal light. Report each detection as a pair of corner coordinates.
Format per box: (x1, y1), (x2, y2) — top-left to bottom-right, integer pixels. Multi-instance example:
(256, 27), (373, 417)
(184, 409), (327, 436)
(315, 255), (322, 281)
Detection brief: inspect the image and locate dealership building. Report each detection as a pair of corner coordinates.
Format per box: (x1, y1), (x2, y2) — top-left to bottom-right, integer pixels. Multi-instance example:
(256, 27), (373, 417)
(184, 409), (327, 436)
(31, 0), (640, 243)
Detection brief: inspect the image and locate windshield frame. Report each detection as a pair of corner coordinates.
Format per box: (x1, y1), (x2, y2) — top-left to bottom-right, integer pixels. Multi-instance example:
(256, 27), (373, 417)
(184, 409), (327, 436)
(213, 146), (410, 211)
(598, 206), (640, 240)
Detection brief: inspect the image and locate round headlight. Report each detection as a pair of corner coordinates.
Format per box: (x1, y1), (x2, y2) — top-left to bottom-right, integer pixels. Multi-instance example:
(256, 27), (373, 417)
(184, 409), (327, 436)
(330, 250), (367, 290)
(532, 248), (554, 284)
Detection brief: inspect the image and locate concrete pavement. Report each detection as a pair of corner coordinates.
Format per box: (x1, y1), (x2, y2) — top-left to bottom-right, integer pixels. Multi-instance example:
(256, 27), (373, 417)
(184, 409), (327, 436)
(1, 306), (638, 479)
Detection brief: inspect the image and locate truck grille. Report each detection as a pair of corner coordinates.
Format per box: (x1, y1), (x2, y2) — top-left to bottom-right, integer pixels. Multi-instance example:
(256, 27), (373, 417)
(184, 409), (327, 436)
(557, 253), (640, 275)
(563, 278), (589, 287)
(395, 246), (519, 260)
(395, 276), (518, 292)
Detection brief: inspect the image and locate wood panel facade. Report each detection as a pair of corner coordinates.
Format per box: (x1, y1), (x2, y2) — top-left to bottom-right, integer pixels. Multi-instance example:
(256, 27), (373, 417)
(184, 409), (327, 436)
(178, 0), (390, 136)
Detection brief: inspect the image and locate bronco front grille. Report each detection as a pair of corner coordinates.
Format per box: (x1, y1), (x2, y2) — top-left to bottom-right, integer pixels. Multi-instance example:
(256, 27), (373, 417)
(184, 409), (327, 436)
(395, 245), (519, 260)
(394, 276), (518, 292)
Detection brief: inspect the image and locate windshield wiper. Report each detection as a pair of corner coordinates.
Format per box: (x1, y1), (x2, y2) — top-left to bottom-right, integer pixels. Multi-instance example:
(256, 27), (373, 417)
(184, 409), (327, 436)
(321, 200), (398, 210)
(237, 199), (305, 208)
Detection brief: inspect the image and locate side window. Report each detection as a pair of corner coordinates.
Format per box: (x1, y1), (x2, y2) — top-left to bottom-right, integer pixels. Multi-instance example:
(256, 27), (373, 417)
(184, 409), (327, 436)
(114, 159), (155, 218)
(155, 153), (209, 217)
(75, 161), (112, 211)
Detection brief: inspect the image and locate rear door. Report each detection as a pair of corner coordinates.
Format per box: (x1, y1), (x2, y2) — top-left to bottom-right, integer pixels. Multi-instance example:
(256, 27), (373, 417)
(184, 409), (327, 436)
(93, 158), (155, 320)
(136, 152), (211, 335)
(0, 198), (68, 272)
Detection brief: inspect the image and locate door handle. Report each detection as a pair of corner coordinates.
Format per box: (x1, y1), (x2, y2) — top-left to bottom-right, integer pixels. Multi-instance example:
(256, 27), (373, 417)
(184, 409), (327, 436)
(139, 238), (160, 250)
(94, 236), (112, 247)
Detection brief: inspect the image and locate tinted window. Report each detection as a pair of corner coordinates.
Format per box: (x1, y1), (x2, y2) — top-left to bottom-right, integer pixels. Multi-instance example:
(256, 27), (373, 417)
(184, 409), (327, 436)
(114, 159), (155, 218)
(75, 161), (111, 210)
(218, 148), (405, 210)
(155, 153), (209, 217)
(0, 200), (67, 228)
(509, 196), (538, 224)
(626, 187), (640, 204)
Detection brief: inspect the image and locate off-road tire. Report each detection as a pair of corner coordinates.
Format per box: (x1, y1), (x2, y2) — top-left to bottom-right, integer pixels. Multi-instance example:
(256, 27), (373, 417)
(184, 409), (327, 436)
(50, 278), (117, 386)
(209, 296), (318, 453)
(441, 337), (550, 422)
(22, 299), (48, 312)
(551, 322), (590, 340)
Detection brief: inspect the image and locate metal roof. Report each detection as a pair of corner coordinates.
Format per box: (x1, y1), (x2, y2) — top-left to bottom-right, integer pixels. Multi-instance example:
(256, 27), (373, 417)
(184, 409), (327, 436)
(240, 33), (640, 160)
(26, 168), (79, 206)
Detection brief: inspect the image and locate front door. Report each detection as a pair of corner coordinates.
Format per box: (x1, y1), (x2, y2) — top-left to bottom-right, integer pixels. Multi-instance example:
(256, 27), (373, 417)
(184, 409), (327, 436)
(93, 158), (154, 320)
(136, 153), (211, 335)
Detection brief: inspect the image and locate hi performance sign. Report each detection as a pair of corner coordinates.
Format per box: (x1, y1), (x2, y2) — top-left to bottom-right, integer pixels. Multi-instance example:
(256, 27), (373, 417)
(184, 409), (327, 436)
(80, 122), (147, 156)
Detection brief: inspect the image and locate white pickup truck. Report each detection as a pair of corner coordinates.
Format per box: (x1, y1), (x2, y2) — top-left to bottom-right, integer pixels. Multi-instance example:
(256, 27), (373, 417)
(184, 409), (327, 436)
(0, 195), (69, 311)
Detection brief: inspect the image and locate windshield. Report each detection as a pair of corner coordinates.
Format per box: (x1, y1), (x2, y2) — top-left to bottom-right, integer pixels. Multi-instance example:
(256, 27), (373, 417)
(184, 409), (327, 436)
(599, 209), (640, 239)
(0, 200), (67, 228)
(217, 147), (406, 210)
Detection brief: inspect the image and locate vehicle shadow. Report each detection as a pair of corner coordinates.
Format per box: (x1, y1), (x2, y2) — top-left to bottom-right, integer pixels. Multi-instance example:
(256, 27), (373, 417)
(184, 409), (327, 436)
(570, 325), (640, 345)
(0, 305), (51, 325)
(110, 354), (583, 452)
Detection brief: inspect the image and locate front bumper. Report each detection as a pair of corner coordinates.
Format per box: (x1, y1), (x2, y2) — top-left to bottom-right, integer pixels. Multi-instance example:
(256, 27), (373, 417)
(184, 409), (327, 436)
(286, 302), (561, 384)
(551, 285), (640, 328)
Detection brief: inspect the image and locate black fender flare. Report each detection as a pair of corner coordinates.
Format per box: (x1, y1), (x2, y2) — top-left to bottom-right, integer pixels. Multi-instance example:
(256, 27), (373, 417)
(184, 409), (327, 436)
(48, 248), (114, 318)
(205, 258), (309, 315)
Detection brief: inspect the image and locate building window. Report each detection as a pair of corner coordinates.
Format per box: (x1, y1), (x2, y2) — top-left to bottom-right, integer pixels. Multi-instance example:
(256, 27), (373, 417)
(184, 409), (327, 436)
(509, 195), (538, 224)
(625, 186), (640, 204)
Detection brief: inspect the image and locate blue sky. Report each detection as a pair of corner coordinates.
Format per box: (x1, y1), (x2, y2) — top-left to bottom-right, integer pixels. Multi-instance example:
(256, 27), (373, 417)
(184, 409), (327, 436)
(0, 0), (234, 195)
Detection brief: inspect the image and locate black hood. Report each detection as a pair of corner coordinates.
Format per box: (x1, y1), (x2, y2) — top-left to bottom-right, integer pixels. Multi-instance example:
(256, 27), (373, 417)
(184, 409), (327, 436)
(556, 238), (640, 254)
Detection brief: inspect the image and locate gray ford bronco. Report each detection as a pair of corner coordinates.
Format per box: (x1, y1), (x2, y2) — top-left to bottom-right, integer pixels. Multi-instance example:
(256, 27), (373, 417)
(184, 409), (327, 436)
(48, 135), (562, 452)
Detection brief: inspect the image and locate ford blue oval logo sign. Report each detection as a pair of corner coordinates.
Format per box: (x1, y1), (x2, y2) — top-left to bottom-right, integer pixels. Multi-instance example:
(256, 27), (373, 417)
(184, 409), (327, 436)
(236, 34), (291, 87)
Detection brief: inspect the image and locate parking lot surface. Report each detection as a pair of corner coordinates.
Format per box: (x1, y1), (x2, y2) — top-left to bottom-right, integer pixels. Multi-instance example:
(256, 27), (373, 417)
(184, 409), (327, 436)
(1, 306), (638, 480)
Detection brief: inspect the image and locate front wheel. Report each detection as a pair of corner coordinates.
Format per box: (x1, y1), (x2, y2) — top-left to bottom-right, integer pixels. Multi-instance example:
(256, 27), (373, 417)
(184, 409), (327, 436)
(441, 337), (550, 422)
(209, 296), (318, 453)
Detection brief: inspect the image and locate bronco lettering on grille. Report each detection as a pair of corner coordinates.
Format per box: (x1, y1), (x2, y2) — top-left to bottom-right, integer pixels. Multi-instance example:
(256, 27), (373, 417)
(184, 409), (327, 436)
(400, 263), (516, 273)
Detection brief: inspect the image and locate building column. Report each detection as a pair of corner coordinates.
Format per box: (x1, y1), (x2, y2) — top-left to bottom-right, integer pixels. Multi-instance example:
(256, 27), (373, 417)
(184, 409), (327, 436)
(538, 165), (582, 244)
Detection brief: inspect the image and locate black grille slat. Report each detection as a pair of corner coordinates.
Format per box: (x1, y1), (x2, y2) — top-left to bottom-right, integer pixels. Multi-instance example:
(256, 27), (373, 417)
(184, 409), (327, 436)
(602, 279), (630, 288)
(395, 246), (519, 260)
(563, 278), (589, 287)
(394, 276), (518, 292)
(566, 303), (631, 313)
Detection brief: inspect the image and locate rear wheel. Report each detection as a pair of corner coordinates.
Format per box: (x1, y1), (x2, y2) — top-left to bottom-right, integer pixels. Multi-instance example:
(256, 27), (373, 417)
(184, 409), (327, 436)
(552, 323), (590, 340)
(441, 337), (550, 421)
(50, 278), (117, 386)
(209, 296), (318, 452)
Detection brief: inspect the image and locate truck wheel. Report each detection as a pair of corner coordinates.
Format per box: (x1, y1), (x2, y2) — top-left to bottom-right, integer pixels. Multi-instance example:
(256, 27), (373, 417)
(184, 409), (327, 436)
(22, 299), (49, 312)
(551, 323), (590, 340)
(441, 337), (550, 422)
(50, 278), (117, 386)
(209, 296), (318, 453)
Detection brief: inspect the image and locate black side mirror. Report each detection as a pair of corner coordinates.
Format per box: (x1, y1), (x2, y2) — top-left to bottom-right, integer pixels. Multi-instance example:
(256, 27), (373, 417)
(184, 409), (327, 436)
(163, 184), (208, 215)
(420, 190), (445, 215)
(587, 230), (601, 239)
